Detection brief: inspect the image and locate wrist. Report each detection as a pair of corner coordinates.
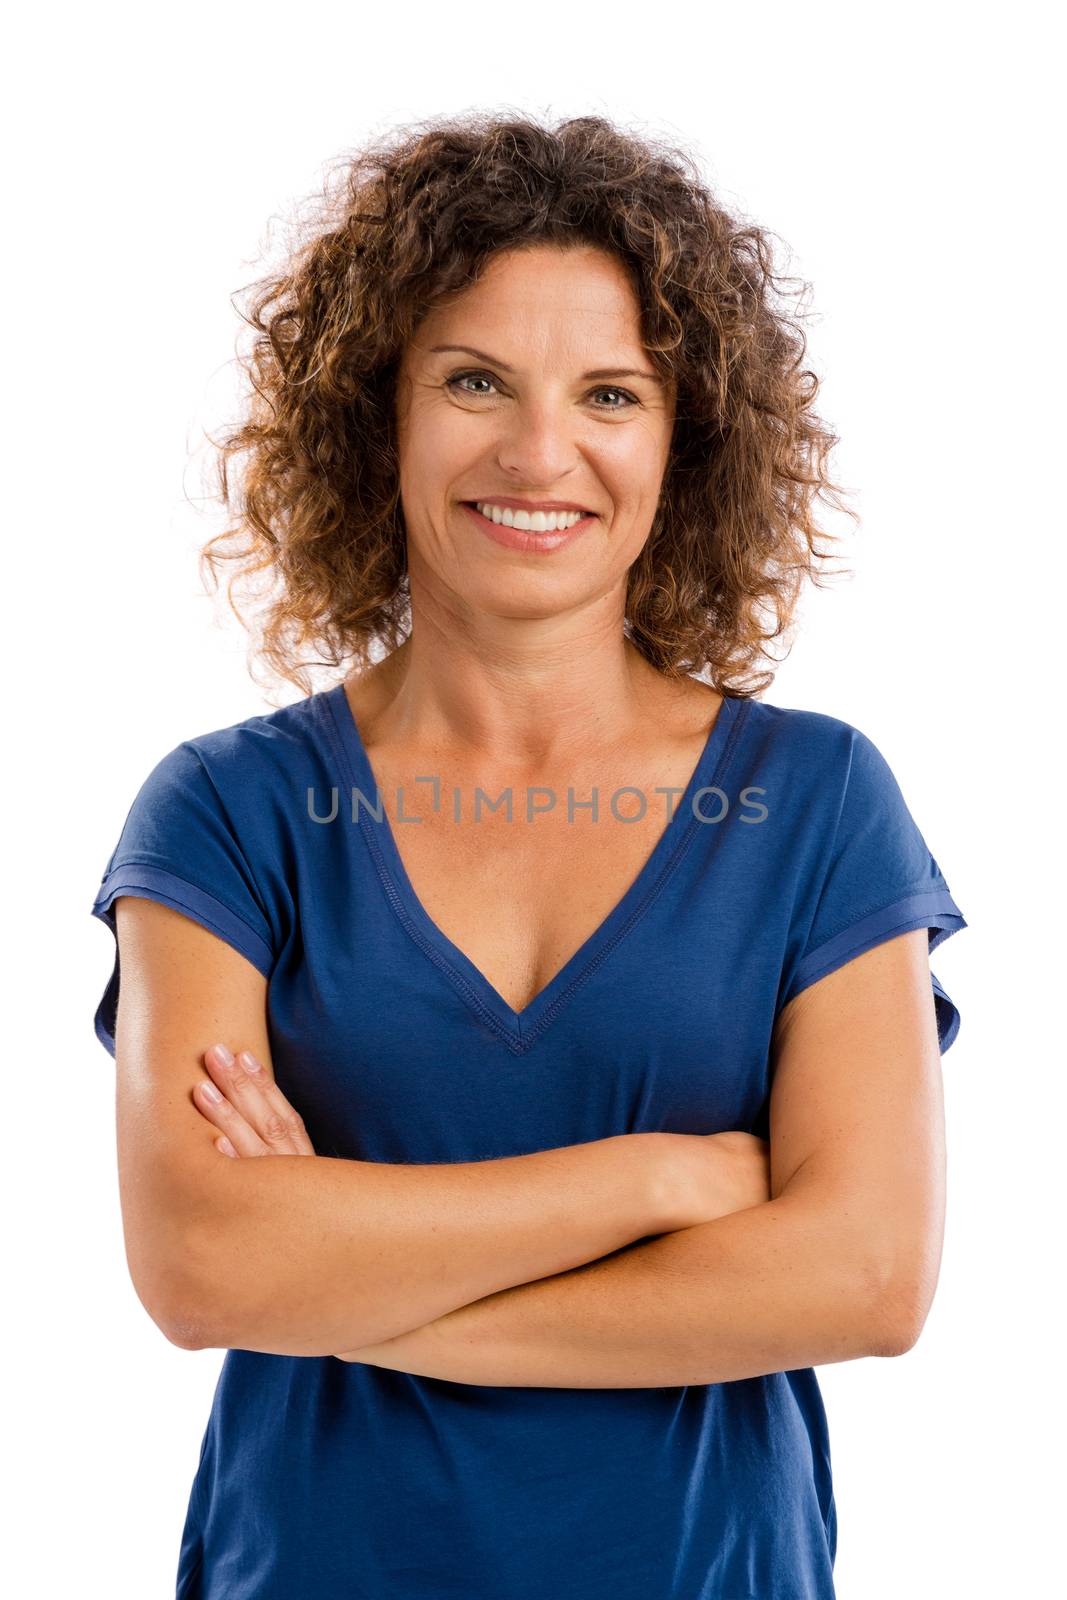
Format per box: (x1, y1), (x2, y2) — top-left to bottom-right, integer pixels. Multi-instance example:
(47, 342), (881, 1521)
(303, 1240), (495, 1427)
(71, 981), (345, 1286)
(621, 1132), (689, 1237)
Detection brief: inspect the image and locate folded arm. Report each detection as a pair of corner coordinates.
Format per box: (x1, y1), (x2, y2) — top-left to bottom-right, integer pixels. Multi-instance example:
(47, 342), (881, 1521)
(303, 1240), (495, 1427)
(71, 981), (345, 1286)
(335, 930), (948, 1387)
(111, 897), (679, 1356)
(117, 899), (945, 1380)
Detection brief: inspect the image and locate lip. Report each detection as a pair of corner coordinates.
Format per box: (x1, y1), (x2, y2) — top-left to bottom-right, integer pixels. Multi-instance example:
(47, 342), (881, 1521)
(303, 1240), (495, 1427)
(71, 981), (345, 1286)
(460, 501), (596, 553)
(465, 496), (596, 513)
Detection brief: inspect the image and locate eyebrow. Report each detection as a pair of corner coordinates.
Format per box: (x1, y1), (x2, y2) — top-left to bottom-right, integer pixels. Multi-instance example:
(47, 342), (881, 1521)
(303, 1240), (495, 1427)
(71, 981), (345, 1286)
(428, 343), (665, 385)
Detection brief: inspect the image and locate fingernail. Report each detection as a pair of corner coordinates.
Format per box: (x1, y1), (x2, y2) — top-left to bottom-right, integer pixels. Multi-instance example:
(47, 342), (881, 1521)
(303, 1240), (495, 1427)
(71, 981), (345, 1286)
(218, 1137), (238, 1157)
(211, 1043), (234, 1067)
(240, 1051), (262, 1074)
(200, 1081), (223, 1103)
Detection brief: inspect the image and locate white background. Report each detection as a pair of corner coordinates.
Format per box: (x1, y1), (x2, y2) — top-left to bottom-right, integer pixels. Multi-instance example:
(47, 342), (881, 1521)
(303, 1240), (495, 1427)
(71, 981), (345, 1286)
(6, 1), (1061, 1595)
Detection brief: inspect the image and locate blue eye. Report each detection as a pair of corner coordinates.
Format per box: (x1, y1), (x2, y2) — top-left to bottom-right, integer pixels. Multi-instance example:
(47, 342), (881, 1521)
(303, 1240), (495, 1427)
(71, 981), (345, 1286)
(445, 371), (639, 410)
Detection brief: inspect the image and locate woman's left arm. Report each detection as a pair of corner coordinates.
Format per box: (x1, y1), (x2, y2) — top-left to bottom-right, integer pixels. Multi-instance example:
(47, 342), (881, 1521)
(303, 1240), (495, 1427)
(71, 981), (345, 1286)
(332, 930), (946, 1387)
(203, 930), (945, 1388)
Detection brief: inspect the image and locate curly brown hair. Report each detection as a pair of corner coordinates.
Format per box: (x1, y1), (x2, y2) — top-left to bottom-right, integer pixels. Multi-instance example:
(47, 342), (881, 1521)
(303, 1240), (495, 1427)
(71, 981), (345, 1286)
(199, 110), (854, 701)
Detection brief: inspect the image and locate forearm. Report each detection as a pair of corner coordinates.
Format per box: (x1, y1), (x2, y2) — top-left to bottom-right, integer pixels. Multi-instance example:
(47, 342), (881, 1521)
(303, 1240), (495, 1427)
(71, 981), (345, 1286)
(173, 1134), (672, 1356)
(338, 1190), (898, 1388)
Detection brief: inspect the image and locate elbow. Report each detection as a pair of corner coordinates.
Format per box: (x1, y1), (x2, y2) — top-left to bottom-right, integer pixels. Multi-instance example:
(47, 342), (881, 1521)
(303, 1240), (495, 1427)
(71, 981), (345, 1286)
(161, 1249), (238, 1351)
(158, 1280), (236, 1352)
(132, 1275), (219, 1352)
(159, 1308), (215, 1352)
(866, 1273), (933, 1357)
(120, 1150), (254, 1350)
(126, 1224), (231, 1353)
(854, 1222), (941, 1358)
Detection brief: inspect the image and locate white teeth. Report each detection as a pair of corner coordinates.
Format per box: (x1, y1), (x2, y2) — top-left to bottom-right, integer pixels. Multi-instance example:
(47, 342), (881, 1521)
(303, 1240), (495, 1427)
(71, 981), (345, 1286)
(475, 502), (586, 532)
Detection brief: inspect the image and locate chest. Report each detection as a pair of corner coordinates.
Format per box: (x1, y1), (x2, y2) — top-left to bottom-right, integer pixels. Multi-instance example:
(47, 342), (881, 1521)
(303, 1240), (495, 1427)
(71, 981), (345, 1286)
(382, 795), (687, 1015)
(269, 694), (797, 1160)
(273, 782), (787, 1161)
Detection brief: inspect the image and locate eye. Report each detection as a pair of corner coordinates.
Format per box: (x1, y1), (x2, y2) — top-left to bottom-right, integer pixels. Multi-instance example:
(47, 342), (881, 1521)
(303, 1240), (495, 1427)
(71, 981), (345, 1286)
(445, 370), (499, 398)
(444, 371), (640, 411)
(589, 386), (639, 411)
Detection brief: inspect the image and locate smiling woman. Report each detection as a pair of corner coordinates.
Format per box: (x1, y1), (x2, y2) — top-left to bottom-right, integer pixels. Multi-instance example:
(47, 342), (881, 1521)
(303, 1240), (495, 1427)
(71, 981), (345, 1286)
(89, 110), (967, 1600)
(195, 112), (852, 696)
(391, 243), (677, 584)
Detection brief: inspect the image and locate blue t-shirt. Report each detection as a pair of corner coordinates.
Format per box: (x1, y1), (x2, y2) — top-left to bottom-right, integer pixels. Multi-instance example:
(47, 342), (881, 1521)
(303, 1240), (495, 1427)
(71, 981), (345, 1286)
(90, 682), (967, 1600)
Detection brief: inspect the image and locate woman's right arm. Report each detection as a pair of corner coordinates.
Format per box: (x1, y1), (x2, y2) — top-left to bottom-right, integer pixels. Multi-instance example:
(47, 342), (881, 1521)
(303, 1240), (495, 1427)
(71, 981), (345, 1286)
(111, 896), (702, 1358)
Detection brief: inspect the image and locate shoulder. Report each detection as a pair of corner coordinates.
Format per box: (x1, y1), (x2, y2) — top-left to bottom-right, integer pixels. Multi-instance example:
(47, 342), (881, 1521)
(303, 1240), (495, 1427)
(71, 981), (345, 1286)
(181, 693), (324, 770)
(96, 695), (331, 925)
(737, 696), (887, 771)
(142, 694), (327, 796)
(111, 694), (332, 868)
(732, 699), (915, 843)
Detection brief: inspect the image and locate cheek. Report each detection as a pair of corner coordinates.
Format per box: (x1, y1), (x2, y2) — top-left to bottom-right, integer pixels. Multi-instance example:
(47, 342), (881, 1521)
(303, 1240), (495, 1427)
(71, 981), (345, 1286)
(402, 408), (484, 498)
(595, 430), (669, 511)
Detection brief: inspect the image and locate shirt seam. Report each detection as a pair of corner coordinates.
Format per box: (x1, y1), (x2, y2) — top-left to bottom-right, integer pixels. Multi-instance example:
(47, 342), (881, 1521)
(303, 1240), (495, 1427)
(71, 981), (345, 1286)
(96, 856), (274, 955)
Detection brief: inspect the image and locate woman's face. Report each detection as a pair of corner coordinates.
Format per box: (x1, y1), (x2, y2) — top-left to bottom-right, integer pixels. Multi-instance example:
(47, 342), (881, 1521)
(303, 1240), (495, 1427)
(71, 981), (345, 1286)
(394, 243), (676, 625)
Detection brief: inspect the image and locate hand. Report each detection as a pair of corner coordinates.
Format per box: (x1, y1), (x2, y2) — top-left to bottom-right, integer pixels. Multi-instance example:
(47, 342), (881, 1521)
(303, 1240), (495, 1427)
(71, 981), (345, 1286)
(193, 1045), (380, 1361)
(656, 1130), (772, 1230)
(190, 1045), (391, 1362)
(191, 1043), (317, 1159)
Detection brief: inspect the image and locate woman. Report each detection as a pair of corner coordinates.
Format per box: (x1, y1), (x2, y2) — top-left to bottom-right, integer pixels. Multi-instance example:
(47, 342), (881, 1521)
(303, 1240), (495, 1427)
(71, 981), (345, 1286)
(91, 113), (967, 1599)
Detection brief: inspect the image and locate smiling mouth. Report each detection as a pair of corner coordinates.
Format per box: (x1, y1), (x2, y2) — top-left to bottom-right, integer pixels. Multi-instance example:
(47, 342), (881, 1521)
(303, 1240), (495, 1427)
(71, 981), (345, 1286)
(460, 501), (596, 528)
(459, 501), (597, 552)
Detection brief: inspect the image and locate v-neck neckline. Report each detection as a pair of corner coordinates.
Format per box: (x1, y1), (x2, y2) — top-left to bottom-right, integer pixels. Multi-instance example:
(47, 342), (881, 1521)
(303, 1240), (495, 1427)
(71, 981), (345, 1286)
(324, 680), (744, 1053)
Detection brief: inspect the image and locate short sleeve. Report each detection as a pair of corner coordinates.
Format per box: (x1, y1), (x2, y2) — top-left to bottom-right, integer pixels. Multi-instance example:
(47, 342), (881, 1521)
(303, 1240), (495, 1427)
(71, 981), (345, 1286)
(90, 739), (277, 1058)
(780, 727), (967, 1053)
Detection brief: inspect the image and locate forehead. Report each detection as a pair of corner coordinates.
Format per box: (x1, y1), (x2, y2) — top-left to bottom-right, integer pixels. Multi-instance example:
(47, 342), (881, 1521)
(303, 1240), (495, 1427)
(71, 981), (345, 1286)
(410, 245), (646, 358)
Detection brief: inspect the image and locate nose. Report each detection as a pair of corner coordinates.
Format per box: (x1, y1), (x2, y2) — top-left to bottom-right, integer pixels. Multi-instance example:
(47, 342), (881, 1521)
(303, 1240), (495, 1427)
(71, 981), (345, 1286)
(494, 396), (585, 491)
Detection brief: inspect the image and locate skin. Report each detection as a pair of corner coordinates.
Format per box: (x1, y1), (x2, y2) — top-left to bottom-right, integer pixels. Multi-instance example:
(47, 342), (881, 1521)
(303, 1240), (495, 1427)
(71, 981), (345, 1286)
(175, 243), (947, 1383)
(322, 246), (723, 1017)
(188, 921), (944, 1384)
(390, 239), (676, 734)
(192, 1039), (770, 1377)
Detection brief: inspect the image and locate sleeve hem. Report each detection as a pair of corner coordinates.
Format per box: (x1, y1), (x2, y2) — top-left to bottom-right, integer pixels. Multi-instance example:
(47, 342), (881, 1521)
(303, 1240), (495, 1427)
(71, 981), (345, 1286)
(90, 864), (275, 1059)
(782, 887), (967, 1053)
(930, 969), (962, 1054)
